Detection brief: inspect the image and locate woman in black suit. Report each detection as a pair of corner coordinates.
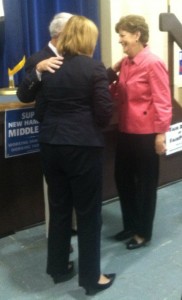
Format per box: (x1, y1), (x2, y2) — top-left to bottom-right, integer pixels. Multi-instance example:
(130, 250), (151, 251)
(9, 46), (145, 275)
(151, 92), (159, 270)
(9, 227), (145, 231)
(38, 15), (115, 295)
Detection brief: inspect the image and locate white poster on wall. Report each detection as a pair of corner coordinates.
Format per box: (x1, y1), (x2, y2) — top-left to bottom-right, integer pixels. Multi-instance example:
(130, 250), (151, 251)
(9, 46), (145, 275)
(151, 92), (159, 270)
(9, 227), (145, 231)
(0, 0), (4, 17)
(166, 122), (182, 155)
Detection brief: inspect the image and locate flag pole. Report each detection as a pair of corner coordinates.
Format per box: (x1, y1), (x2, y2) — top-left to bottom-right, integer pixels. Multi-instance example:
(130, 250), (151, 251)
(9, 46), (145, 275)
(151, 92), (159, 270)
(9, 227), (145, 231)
(8, 75), (16, 89)
(0, 76), (17, 95)
(0, 55), (25, 95)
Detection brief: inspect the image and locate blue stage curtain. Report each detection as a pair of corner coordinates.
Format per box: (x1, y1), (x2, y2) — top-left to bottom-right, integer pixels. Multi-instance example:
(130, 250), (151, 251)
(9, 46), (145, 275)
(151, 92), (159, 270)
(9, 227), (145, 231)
(0, 0), (100, 88)
(3, 0), (26, 79)
(0, 17), (4, 58)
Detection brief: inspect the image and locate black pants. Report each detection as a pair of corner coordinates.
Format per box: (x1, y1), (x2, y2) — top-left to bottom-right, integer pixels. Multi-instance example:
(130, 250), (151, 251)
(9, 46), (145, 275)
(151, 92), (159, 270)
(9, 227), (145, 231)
(115, 132), (159, 240)
(39, 143), (103, 285)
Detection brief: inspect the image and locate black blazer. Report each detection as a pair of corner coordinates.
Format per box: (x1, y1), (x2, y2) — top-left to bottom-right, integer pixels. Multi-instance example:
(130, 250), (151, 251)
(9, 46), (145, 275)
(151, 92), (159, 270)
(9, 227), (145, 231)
(25, 45), (55, 72)
(17, 45), (56, 121)
(39, 54), (112, 147)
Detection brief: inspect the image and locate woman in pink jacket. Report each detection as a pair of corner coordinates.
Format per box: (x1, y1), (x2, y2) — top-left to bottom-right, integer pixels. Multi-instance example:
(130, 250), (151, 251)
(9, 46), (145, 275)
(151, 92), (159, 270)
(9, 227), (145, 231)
(107, 15), (172, 249)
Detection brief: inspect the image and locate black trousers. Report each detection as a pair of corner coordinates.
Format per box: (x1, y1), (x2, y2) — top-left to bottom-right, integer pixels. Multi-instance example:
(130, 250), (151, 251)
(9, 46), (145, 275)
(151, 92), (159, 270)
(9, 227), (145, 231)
(39, 143), (103, 285)
(115, 132), (159, 240)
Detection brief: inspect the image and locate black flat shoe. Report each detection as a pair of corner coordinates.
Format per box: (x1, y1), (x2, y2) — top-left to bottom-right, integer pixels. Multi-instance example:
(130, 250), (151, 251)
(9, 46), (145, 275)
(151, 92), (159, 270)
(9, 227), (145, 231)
(51, 261), (75, 284)
(126, 238), (150, 250)
(114, 230), (133, 241)
(82, 273), (116, 296)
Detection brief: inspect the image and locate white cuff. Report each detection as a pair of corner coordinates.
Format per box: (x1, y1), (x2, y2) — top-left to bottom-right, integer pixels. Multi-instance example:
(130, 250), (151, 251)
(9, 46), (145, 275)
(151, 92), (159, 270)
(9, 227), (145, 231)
(36, 69), (42, 81)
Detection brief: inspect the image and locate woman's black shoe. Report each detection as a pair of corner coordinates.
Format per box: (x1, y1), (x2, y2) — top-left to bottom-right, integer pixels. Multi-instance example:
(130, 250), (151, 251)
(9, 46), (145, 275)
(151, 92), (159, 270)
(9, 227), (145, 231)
(51, 261), (75, 284)
(83, 273), (116, 296)
(126, 238), (150, 250)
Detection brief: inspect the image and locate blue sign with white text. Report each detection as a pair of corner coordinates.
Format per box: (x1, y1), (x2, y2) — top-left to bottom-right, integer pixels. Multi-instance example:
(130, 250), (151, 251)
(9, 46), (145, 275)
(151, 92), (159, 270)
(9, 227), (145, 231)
(5, 107), (40, 158)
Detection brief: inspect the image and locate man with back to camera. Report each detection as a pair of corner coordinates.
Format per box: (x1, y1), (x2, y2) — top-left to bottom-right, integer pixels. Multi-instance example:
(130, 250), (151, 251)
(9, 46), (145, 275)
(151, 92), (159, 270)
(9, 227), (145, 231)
(17, 12), (73, 121)
(17, 12), (77, 247)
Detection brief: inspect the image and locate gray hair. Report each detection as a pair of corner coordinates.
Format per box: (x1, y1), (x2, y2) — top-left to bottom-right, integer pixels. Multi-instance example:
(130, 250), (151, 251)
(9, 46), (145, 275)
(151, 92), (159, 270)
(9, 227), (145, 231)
(49, 12), (73, 38)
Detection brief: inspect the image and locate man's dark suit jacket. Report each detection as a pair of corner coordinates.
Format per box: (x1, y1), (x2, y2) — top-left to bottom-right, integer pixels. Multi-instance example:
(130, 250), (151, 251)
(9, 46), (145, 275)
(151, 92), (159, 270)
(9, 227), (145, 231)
(19, 54), (112, 147)
(17, 45), (56, 121)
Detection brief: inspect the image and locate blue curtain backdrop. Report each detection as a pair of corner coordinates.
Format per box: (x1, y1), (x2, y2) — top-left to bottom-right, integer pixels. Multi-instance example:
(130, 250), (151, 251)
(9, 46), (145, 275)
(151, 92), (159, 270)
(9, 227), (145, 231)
(0, 0), (100, 88)
(3, 0), (25, 78)
(0, 17), (4, 60)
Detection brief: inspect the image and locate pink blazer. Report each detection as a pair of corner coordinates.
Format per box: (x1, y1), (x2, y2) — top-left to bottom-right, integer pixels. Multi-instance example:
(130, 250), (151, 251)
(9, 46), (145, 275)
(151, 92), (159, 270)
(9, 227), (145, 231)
(110, 46), (172, 134)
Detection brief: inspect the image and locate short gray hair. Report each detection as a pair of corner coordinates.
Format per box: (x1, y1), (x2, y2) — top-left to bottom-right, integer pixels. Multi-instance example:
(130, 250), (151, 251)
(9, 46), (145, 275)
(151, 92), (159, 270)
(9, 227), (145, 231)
(49, 12), (73, 38)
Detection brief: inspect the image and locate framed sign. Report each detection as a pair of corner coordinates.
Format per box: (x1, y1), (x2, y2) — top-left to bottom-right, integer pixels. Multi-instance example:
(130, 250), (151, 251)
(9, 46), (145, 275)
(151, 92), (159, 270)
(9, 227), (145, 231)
(5, 107), (40, 158)
(166, 122), (182, 155)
